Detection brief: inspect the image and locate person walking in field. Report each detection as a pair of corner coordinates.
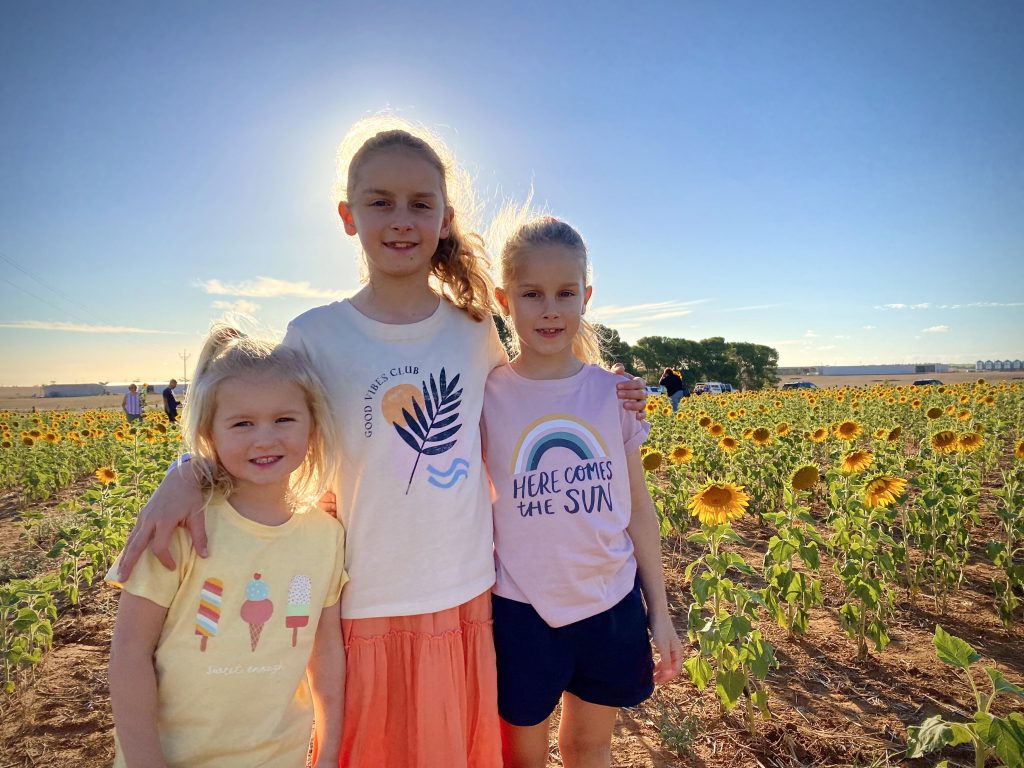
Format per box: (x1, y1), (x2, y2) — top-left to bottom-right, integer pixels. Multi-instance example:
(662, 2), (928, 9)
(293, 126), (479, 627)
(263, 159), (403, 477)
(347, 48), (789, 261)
(162, 380), (180, 423)
(107, 328), (347, 768)
(115, 117), (648, 768)
(486, 215), (682, 768)
(122, 383), (143, 422)
(659, 367), (686, 411)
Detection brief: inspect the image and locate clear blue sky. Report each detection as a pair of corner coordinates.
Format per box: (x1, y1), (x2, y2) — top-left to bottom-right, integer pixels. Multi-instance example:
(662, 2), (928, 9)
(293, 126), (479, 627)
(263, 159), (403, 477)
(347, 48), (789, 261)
(2, 1), (1022, 385)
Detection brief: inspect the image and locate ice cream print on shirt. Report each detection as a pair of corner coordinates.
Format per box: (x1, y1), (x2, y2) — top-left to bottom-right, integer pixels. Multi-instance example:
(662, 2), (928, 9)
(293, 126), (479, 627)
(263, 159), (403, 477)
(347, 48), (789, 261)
(240, 573), (274, 651)
(284, 575), (312, 647)
(195, 578), (224, 652)
(509, 414), (614, 517)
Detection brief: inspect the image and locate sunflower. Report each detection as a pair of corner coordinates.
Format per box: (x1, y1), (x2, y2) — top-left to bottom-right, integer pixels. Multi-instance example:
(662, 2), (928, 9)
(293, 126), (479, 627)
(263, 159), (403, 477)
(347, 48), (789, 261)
(776, 422), (791, 436)
(662, 406), (673, 417)
(774, 400), (783, 409)
(809, 427), (828, 443)
(28, 429), (41, 438)
(791, 464), (820, 492)
(977, 378), (987, 385)
(960, 395), (971, 405)
(22, 436), (34, 447)
(834, 420), (861, 441)
(709, 423), (725, 437)
(698, 415), (712, 428)
(688, 482), (750, 526)
(645, 401), (657, 414)
(155, 423), (167, 434)
(0, 440), (11, 449)
(670, 445), (694, 464)
(44, 432), (58, 444)
(750, 427), (772, 446)
(1015, 440), (1024, 461)
(930, 430), (958, 454)
(841, 450), (874, 475)
(887, 426), (903, 442)
(95, 467), (118, 485)
(863, 476), (908, 509)
(642, 451), (663, 471)
(874, 428), (887, 440)
(957, 433), (983, 452)
(910, 398), (920, 408)
(738, 408), (748, 417)
(925, 407), (943, 420)
(718, 436), (739, 452)
(727, 410), (738, 420)
(957, 409), (971, 421)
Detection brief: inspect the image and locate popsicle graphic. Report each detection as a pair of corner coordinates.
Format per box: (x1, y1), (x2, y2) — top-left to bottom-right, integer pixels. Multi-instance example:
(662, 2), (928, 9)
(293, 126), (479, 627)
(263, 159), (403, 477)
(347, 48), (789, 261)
(240, 573), (274, 652)
(285, 575), (312, 647)
(195, 577), (224, 652)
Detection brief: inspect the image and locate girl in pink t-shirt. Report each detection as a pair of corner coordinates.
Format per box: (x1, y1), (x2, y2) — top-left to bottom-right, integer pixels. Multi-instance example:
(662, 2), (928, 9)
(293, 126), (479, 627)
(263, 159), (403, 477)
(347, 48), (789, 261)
(483, 215), (683, 768)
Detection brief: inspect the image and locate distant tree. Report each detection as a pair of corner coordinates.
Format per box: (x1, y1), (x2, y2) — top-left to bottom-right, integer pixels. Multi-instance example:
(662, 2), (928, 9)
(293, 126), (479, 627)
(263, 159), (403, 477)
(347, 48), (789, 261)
(728, 342), (779, 390)
(493, 314), (516, 359)
(596, 324), (636, 374)
(699, 337), (740, 386)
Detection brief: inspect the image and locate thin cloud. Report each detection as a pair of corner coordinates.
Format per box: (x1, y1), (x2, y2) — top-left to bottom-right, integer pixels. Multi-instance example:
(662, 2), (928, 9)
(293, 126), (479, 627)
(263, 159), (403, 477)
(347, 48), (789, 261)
(588, 299), (709, 328)
(804, 330), (817, 338)
(863, 325), (876, 330)
(212, 299), (260, 315)
(878, 301), (1023, 310)
(921, 325), (950, 333)
(0, 320), (180, 334)
(720, 303), (783, 313)
(197, 276), (347, 299)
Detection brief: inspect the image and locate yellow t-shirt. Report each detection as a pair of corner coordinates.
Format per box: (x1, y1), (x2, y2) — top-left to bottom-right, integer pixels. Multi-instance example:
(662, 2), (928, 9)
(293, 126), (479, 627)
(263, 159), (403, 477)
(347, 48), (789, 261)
(106, 499), (348, 768)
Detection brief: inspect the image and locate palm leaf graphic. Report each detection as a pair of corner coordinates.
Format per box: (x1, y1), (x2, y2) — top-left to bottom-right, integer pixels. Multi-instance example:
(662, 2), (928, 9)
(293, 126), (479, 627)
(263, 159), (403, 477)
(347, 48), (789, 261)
(393, 368), (463, 493)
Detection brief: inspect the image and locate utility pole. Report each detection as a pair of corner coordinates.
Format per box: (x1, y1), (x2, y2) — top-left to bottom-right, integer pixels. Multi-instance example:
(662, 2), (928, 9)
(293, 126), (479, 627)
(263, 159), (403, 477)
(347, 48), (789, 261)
(179, 350), (191, 383)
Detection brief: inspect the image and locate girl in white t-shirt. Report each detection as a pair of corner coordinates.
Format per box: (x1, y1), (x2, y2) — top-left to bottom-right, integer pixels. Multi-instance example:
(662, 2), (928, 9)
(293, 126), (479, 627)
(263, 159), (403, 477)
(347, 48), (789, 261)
(107, 327), (347, 767)
(483, 215), (683, 768)
(115, 117), (646, 767)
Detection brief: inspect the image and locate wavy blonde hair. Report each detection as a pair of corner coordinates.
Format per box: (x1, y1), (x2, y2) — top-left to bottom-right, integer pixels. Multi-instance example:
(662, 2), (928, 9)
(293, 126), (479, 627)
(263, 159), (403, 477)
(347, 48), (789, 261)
(181, 325), (338, 506)
(492, 204), (603, 366)
(335, 115), (493, 321)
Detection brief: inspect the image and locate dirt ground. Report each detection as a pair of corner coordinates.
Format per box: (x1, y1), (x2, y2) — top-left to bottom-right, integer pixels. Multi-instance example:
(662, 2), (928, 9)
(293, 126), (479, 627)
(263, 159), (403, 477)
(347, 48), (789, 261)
(2, 483), (1021, 768)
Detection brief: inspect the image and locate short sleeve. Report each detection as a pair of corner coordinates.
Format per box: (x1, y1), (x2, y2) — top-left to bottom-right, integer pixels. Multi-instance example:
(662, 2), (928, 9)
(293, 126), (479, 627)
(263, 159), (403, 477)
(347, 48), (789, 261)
(486, 318), (510, 371)
(323, 517), (349, 607)
(620, 395), (651, 454)
(105, 528), (191, 608)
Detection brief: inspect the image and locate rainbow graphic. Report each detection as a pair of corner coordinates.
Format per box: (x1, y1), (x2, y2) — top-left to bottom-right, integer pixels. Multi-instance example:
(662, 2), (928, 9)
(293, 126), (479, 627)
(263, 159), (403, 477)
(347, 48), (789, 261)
(510, 414), (609, 475)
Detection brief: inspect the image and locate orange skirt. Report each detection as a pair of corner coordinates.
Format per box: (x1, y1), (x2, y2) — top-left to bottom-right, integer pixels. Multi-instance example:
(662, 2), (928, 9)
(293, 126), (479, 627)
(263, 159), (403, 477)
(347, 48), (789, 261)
(320, 590), (501, 768)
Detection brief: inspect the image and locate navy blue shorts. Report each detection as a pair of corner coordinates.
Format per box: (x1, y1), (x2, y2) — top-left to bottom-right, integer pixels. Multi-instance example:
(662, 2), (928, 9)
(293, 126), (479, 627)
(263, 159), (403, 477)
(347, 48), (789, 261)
(492, 578), (655, 727)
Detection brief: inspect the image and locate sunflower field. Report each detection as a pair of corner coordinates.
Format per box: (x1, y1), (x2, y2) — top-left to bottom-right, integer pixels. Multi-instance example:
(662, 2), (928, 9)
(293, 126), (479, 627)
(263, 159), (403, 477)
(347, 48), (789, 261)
(0, 410), (180, 694)
(642, 379), (1024, 764)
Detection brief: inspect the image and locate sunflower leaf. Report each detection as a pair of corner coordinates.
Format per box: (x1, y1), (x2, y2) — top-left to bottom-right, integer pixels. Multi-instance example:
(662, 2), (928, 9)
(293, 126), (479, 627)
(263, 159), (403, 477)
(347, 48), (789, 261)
(933, 625), (979, 671)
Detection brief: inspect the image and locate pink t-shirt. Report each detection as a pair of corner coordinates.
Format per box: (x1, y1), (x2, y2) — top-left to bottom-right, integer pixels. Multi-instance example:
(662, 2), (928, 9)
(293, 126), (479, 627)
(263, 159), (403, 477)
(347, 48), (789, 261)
(482, 364), (650, 628)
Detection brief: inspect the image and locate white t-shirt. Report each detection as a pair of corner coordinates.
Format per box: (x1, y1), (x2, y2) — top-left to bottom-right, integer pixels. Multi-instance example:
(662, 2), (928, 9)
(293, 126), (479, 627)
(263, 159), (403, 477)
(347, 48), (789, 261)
(483, 364), (649, 627)
(285, 298), (508, 619)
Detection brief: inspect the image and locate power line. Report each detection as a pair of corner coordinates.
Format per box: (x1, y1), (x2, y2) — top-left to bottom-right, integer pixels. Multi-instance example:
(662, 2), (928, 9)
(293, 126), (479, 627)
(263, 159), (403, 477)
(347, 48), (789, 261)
(0, 249), (114, 326)
(0, 273), (102, 327)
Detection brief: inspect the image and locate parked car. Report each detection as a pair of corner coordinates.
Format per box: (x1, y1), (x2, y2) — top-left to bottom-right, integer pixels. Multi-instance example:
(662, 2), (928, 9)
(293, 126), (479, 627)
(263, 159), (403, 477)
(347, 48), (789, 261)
(781, 380), (818, 390)
(692, 381), (735, 395)
(645, 385), (667, 396)
(912, 378), (943, 386)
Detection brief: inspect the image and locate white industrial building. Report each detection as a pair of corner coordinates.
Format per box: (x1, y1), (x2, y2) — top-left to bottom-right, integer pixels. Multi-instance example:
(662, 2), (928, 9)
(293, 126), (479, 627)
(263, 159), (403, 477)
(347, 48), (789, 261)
(818, 364), (950, 376)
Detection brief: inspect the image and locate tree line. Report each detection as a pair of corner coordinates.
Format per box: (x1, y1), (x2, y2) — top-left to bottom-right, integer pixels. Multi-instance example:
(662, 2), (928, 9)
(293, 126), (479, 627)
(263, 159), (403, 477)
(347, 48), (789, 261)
(494, 317), (780, 391)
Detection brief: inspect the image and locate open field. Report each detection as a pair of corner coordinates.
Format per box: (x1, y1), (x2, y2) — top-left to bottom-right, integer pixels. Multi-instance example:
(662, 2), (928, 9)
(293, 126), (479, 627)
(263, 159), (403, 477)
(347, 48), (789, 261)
(1, 381), (1022, 767)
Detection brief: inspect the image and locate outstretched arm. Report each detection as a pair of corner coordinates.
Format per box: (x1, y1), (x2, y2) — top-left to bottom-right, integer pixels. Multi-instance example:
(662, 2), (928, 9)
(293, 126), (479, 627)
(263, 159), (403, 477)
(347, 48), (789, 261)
(109, 592), (171, 768)
(625, 450), (682, 683)
(117, 463), (207, 580)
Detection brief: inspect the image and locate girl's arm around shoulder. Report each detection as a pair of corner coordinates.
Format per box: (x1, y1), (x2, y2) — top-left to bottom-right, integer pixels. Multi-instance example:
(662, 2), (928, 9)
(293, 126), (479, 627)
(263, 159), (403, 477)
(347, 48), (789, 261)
(308, 599), (345, 767)
(624, 450), (683, 684)
(109, 592), (172, 768)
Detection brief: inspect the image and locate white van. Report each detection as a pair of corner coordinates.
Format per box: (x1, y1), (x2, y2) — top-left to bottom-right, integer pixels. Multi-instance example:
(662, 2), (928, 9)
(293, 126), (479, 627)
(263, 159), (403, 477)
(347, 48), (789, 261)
(692, 381), (735, 395)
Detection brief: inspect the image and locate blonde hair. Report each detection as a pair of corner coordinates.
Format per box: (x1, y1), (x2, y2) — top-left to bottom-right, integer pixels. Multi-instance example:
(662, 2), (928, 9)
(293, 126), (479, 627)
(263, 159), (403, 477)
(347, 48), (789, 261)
(181, 325), (338, 505)
(494, 208), (603, 366)
(335, 115), (493, 321)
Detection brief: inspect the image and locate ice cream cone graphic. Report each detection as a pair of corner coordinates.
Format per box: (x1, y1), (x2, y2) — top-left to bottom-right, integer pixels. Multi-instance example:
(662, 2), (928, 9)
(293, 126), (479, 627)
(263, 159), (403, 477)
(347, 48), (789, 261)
(240, 573), (274, 652)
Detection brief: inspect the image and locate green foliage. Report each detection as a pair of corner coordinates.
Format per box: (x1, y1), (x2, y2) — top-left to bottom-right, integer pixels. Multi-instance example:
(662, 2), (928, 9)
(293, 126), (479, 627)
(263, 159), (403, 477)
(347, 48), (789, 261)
(906, 625), (1024, 768)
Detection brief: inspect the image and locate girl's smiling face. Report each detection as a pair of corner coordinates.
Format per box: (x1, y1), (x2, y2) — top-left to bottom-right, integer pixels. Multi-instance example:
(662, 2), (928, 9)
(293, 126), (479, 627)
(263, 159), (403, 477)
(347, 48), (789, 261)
(339, 147), (452, 283)
(496, 244), (592, 374)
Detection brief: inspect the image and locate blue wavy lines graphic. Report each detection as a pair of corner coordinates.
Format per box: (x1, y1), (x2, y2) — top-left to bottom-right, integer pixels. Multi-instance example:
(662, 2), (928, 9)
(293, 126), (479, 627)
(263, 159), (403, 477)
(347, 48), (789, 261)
(427, 458), (470, 489)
